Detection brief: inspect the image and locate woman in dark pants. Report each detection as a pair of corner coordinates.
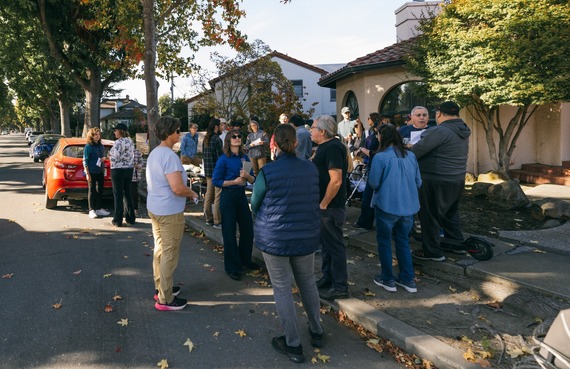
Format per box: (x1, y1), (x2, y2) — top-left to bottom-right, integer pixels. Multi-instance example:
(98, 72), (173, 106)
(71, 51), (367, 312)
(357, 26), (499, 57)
(212, 129), (256, 281)
(109, 123), (135, 227)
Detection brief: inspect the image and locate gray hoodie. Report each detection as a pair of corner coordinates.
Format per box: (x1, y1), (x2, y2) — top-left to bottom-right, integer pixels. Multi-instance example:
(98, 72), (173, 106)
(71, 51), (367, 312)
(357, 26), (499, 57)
(411, 118), (471, 181)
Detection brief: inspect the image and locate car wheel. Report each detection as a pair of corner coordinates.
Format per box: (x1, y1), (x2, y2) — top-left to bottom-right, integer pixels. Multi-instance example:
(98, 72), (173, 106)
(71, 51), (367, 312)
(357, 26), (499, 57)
(45, 186), (57, 209)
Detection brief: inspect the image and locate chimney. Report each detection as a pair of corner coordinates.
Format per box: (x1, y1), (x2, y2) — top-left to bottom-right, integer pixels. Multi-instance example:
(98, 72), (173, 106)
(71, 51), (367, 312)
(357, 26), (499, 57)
(395, 1), (441, 42)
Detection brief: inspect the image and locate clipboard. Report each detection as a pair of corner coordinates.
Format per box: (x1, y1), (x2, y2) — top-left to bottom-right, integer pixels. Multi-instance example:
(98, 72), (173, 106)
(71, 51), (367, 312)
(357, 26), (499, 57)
(242, 160), (253, 174)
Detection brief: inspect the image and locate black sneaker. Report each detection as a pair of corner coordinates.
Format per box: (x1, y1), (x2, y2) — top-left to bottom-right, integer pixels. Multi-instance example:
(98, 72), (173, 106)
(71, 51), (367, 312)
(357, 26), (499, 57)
(319, 288), (349, 301)
(271, 336), (304, 363)
(154, 296), (187, 311)
(308, 327), (324, 348)
(315, 277), (331, 289)
(411, 249), (446, 262)
(153, 286), (181, 301)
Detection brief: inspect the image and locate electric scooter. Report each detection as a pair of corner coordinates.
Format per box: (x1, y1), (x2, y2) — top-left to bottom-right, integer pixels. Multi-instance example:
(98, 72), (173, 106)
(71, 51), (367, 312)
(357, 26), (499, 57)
(411, 223), (495, 261)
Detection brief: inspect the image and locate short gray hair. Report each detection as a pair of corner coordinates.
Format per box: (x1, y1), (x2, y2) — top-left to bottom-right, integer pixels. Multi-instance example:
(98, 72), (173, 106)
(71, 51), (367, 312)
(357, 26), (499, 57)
(189, 123), (198, 129)
(410, 106), (428, 116)
(314, 115), (337, 138)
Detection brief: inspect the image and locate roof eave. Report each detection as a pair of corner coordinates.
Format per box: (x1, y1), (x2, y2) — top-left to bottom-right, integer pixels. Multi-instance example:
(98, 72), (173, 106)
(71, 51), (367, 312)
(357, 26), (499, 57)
(318, 60), (406, 88)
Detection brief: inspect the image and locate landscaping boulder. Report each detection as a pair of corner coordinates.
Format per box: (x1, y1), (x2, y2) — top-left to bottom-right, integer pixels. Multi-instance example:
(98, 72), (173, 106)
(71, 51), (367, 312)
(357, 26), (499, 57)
(488, 180), (530, 210)
(530, 198), (570, 221)
(471, 182), (493, 197)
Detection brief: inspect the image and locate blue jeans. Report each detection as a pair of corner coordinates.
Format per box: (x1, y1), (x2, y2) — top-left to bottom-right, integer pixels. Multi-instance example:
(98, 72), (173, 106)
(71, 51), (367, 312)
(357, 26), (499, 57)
(262, 252), (323, 347)
(374, 207), (415, 283)
(319, 207), (348, 292)
(220, 188), (253, 274)
(111, 168), (135, 225)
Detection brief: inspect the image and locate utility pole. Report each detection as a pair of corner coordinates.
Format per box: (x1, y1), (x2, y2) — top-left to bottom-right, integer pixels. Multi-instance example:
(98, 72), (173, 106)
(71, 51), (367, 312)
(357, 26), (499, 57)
(170, 71), (175, 115)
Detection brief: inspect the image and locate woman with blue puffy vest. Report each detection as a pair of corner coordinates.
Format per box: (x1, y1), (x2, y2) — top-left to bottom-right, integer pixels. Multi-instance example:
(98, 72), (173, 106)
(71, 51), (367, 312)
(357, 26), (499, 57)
(251, 124), (324, 364)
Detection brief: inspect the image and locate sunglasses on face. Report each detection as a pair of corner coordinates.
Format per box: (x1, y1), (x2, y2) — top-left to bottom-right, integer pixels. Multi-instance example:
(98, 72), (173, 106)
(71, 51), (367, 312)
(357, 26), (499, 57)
(232, 134), (242, 139)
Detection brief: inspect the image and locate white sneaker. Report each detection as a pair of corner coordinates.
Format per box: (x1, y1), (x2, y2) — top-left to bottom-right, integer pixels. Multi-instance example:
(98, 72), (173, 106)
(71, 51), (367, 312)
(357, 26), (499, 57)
(96, 209), (110, 217)
(89, 210), (99, 219)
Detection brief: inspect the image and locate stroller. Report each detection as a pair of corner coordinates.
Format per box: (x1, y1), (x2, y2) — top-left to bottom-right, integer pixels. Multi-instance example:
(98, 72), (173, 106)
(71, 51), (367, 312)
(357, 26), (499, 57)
(346, 163), (367, 207)
(533, 309), (570, 369)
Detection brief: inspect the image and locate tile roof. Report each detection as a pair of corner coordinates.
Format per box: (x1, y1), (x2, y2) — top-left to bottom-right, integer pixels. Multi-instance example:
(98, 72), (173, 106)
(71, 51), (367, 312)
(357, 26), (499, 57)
(319, 38), (416, 88)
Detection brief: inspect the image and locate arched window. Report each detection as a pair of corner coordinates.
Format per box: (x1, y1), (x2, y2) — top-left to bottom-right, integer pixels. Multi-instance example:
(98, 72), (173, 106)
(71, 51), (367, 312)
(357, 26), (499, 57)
(344, 91), (359, 120)
(379, 82), (438, 126)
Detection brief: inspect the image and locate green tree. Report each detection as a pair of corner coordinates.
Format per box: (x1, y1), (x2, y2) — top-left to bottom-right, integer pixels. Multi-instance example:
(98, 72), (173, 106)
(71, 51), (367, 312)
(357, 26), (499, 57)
(406, 0), (570, 178)
(192, 40), (304, 134)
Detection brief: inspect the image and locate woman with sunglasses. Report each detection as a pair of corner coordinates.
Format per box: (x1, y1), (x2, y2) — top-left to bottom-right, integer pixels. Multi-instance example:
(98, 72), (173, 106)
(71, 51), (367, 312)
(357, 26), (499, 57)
(212, 129), (257, 281)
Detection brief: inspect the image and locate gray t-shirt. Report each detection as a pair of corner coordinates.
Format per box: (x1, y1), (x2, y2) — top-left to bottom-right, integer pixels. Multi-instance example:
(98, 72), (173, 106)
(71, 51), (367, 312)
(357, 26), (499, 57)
(146, 146), (188, 215)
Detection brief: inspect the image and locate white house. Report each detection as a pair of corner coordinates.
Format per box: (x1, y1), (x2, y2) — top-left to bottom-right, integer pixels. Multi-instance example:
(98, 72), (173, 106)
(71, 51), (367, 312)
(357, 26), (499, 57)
(186, 51), (339, 122)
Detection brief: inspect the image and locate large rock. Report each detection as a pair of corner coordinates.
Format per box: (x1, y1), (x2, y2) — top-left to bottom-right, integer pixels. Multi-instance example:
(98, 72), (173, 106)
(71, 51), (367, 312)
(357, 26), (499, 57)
(530, 198), (570, 220)
(488, 180), (530, 210)
(471, 182), (493, 197)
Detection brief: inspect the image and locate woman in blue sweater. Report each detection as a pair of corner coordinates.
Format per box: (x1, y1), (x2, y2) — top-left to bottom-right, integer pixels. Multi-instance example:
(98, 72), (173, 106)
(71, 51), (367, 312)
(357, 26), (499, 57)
(83, 127), (110, 219)
(251, 124), (323, 363)
(212, 129), (256, 281)
(368, 125), (422, 293)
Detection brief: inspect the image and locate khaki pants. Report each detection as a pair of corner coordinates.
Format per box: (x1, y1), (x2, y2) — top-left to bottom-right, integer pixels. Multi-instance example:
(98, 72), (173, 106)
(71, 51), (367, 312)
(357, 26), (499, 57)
(204, 177), (221, 224)
(181, 155), (202, 167)
(149, 211), (185, 304)
(250, 156), (267, 176)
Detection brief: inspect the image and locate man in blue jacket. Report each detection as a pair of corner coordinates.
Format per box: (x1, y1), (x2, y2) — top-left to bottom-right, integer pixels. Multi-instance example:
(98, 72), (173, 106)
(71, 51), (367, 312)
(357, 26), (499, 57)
(411, 101), (471, 262)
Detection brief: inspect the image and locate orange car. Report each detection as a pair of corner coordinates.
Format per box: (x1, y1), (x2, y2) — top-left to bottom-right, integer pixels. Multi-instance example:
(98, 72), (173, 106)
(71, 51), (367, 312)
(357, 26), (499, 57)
(42, 137), (114, 209)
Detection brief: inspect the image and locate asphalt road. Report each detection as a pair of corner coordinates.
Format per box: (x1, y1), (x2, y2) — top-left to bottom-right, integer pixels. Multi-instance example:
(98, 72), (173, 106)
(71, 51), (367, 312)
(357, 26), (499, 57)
(0, 133), (405, 369)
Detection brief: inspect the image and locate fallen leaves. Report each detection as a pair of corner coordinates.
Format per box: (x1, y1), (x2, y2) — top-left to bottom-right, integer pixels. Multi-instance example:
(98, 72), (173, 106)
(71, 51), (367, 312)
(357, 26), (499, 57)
(103, 273), (112, 278)
(363, 288), (376, 297)
(104, 304), (114, 313)
(234, 329), (247, 337)
(72, 270), (82, 275)
(463, 348), (492, 367)
(117, 318), (128, 326)
(52, 299), (63, 309)
(157, 359), (169, 369)
(310, 349), (331, 363)
(183, 338), (194, 352)
(2, 273), (14, 279)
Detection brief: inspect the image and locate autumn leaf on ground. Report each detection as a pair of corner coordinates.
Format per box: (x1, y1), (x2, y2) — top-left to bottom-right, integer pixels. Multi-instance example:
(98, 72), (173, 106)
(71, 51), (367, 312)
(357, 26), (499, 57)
(533, 249), (546, 253)
(117, 318), (128, 326)
(112, 294), (122, 301)
(52, 299), (63, 309)
(464, 348), (476, 362)
(347, 259), (356, 265)
(213, 331), (219, 337)
(316, 353), (331, 362)
(122, 255), (129, 259)
(115, 346), (123, 353)
(449, 286), (457, 293)
(103, 274), (112, 278)
(72, 270), (82, 275)
(477, 315), (491, 324)
(2, 273), (14, 279)
(183, 338), (194, 352)
(203, 264), (211, 268)
(475, 358), (491, 367)
(423, 359), (433, 369)
(507, 347), (530, 358)
(460, 336), (473, 344)
(104, 304), (114, 313)
(157, 359), (168, 369)
(486, 301), (503, 310)
(363, 288), (376, 297)
(476, 350), (493, 359)
(235, 329), (247, 337)
(367, 253), (375, 258)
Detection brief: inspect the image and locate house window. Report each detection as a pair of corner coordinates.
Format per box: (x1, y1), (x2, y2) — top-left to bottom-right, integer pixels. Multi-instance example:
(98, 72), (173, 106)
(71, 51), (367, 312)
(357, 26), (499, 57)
(379, 81), (438, 126)
(291, 80), (303, 98)
(330, 88), (336, 102)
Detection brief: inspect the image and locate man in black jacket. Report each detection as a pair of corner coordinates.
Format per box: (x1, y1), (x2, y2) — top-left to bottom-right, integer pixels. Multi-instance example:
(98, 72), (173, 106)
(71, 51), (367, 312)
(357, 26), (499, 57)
(411, 101), (471, 261)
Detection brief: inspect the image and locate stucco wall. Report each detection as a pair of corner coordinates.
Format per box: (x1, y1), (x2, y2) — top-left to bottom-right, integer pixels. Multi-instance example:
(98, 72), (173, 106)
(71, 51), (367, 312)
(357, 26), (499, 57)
(334, 68), (567, 176)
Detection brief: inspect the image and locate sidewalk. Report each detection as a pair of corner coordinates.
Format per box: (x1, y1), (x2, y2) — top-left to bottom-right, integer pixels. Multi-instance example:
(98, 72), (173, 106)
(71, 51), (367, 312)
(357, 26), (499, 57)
(182, 184), (570, 369)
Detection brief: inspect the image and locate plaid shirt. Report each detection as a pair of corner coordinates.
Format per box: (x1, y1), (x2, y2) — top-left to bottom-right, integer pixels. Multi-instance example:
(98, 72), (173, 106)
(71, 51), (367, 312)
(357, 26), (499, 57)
(132, 148), (143, 182)
(202, 133), (223, 177)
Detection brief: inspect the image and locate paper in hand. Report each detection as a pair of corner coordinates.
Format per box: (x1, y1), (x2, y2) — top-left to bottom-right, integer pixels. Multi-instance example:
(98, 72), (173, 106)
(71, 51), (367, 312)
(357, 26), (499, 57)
(242, 160), (253, 174)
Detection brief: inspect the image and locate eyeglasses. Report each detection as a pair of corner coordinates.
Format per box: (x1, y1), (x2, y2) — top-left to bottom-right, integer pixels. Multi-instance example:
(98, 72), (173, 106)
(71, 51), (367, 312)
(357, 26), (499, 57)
(175, 129), (181, 134)
(231, 134), (242, 139)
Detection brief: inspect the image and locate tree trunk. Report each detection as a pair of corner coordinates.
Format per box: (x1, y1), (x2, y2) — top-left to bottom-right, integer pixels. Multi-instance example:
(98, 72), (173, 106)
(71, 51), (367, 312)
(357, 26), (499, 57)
(58, 99), (72, 137)
(83, 71), (103, 137)
(142, 0), (160, 152)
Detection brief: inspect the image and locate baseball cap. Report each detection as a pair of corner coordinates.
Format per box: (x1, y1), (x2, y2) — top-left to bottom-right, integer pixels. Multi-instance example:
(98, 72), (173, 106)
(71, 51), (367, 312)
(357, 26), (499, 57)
(113, 123), (128, 131)
(434, 101), (460, 115)
(341, 107), (350, 114)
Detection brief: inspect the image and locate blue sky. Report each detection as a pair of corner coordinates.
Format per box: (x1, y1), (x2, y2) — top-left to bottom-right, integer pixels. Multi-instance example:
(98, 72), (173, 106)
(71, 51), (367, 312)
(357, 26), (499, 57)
(114, 0), (408, 102)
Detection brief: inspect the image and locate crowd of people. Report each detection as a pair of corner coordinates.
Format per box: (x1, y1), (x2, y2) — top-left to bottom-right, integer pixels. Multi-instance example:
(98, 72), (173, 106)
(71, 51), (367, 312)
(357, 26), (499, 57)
(82, 102), (470, 363)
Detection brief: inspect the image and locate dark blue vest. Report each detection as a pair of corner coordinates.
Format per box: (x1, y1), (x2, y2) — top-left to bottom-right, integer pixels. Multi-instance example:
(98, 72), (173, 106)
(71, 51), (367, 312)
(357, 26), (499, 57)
(254, 153), (320, 256)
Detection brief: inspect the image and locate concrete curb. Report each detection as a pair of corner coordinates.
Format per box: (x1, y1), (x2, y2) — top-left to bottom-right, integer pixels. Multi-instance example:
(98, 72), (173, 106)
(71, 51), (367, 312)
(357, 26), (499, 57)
(184, 216), (481, 369)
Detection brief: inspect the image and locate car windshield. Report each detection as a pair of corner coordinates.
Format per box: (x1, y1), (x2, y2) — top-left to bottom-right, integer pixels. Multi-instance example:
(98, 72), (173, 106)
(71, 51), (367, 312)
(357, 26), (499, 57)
(62, 145), (85, 159)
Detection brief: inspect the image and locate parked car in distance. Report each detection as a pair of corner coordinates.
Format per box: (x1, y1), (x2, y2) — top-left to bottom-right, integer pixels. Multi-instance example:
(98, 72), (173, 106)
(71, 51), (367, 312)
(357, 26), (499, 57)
(43, 137), (114, 209)
(27, 131), (44, 145)
(29, 134), (66, 162)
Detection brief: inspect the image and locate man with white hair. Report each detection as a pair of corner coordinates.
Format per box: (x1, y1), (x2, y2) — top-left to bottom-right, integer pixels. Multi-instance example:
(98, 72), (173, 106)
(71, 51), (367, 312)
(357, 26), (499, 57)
(310, 115), (349, 300)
